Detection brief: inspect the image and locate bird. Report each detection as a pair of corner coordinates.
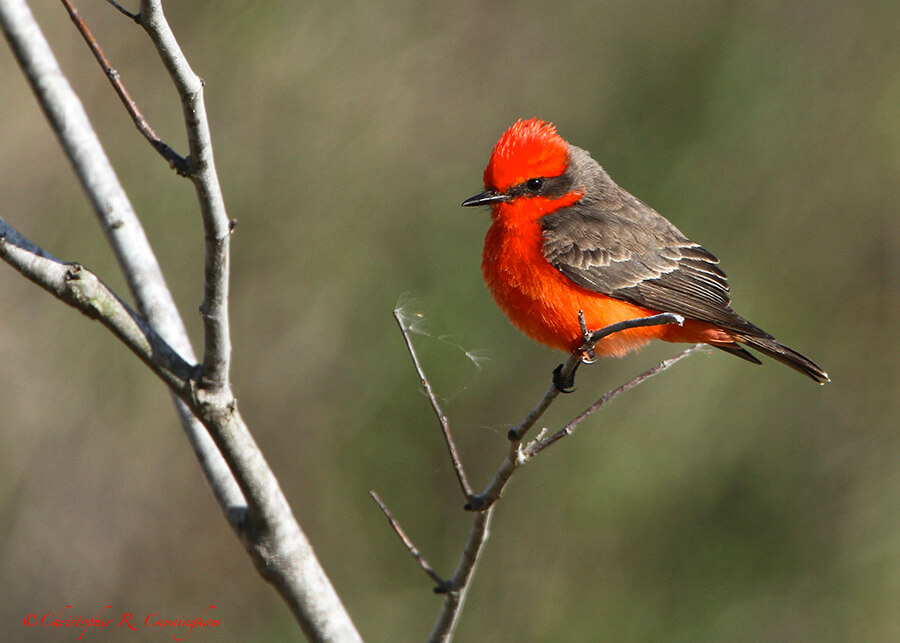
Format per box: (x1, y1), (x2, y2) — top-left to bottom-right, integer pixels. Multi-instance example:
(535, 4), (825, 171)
(463, 118), (829, 384)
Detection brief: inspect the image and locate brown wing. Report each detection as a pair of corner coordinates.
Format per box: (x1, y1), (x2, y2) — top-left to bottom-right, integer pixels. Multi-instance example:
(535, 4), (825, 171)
(540, 197), (772, 339)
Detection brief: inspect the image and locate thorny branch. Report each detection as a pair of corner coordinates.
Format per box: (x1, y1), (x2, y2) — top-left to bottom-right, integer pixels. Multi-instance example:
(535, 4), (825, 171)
(378, 309), (698, 641)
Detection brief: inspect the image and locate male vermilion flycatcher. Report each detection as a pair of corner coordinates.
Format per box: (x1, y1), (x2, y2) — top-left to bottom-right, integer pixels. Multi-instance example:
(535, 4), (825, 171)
(464, 118), (828, 384)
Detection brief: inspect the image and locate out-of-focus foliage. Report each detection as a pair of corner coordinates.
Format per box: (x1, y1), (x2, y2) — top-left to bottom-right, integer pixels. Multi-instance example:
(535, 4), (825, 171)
(1, 1), (897, 640)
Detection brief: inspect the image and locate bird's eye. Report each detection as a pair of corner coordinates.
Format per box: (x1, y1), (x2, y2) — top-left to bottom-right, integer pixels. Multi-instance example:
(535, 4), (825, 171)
(526, 178), (543, 191)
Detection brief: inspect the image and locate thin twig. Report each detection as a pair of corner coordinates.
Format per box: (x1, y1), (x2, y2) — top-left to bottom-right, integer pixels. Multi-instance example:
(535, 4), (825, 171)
(370, 491), (448, 591)
(394, 309), (473, 499)
(104, 0), (139, 22)
(428, 507), (494, 643)
(524, 344), (704, 458)
(61, 0), (189, 174)
(422, 312), (698, 642)
(505, 353), (578, 443)
(587, 312), (684, 345)
(470, 317), (691, 511)
(507, 312), (684, 442)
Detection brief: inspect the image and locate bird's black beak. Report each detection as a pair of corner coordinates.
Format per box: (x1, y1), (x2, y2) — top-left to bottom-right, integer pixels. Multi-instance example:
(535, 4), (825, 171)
(461, 190), (509, 207)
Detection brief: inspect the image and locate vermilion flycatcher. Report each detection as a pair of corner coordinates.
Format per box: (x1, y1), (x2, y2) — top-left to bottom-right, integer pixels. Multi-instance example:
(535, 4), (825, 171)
(464, 118), (828, 384)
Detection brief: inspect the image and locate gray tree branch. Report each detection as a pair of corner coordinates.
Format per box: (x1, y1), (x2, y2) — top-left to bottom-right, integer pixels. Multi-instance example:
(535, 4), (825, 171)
(0, 1), (361, 640)
(137, 0), (232, 390)
(0, 0), (241, 514)
(0, 219), (194, 394)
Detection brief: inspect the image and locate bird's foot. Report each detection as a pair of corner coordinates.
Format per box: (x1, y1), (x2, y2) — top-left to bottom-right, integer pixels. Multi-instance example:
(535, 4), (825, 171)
(577, 310), (598, 363)
(553, 364), (576, 393)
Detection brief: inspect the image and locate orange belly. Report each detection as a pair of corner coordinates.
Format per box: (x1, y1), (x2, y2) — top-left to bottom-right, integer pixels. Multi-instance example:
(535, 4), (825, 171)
(482, 214), (734, 356)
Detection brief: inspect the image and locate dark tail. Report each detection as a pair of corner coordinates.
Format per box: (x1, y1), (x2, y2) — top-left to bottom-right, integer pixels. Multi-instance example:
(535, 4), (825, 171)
(725, 335), (830, 384)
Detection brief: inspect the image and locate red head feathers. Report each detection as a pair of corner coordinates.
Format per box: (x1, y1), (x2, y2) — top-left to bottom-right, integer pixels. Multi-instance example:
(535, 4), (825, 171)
(483, 118), (569, 193)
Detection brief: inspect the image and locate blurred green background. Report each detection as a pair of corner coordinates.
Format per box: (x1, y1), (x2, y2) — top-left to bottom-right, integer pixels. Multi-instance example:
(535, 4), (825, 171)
(1, 0), (898, 641)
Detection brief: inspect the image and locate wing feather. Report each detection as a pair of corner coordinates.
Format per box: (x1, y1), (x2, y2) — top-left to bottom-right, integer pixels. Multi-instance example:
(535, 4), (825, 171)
(541, 199), (770, 338)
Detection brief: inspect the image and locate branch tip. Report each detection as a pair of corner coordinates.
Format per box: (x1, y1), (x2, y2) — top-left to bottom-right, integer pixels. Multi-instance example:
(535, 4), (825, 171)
(64, 0), (188, 172)
(105, 0), (140, 22)
(528, 343), (703, 458)
(369, 491), (446, 588)
(394, 309), (472, 498)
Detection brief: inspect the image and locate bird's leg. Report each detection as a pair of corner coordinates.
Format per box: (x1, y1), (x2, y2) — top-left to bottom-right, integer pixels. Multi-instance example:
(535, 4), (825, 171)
(557, 311), (686, 393)
(577, 310), (598, 364)
(552, 311), (596, 392)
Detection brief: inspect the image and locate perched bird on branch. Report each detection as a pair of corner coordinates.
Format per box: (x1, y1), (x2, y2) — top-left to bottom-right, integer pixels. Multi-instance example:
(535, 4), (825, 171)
(464, 118), (828, 384)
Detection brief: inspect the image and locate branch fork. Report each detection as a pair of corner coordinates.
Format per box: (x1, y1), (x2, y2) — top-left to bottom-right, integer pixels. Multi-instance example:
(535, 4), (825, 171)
(374, 307), (698, 641)
(1, 1), (361, 640)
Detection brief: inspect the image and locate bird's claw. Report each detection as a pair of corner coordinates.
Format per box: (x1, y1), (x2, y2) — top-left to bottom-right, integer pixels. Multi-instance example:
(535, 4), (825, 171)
(552, 364), (576, 393)
(577, 310), (597, 363)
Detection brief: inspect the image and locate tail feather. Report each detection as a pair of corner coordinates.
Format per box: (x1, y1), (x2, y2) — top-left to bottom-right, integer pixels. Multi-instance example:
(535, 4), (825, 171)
(734, 335), (830, 384)
(713, 342), (762, 365)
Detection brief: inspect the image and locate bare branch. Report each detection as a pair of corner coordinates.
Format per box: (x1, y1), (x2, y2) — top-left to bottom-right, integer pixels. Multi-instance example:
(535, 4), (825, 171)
(370, 491), (448, 591)
(509, 312), (685, 442)
(395, 309), (473, 498)
(104, 0), (139, 22)
(508, 354), (577, 441)
(418, 313), (698, 641)
(185, 401), (364, 643)
(0, 225), (238, 522)
(2, 0), (189, 355)
(524, 344), (704, 458)
(0, 218), (194, 393)
(428, 508), (494, 643)
(62, 0), (189, 173)
(138, 0), (232, 389)
(2, 2), (362, 640)
(1, 0), (242, 509)
(587, 311), (685, 347)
